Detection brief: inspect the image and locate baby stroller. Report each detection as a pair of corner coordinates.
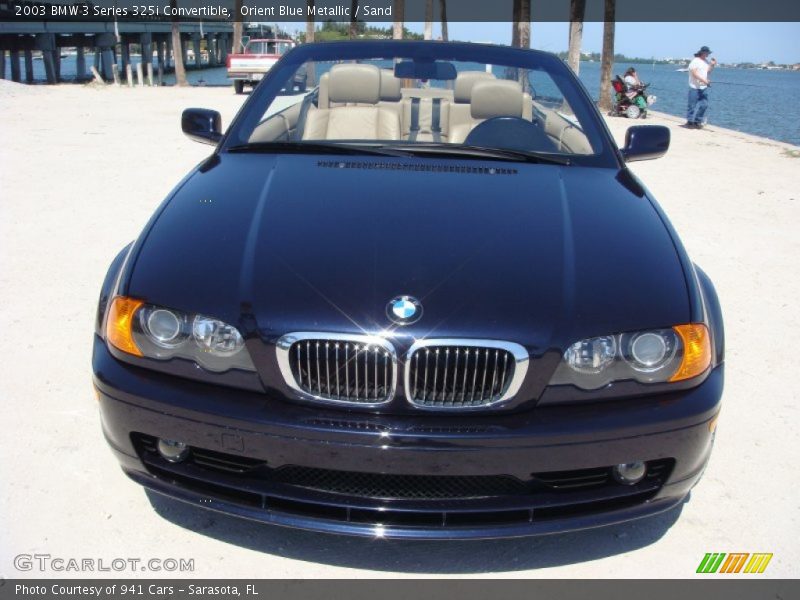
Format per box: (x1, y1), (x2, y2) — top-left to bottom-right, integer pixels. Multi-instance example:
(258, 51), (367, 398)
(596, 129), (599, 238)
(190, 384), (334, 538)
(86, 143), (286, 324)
(611, 75), (656, 119)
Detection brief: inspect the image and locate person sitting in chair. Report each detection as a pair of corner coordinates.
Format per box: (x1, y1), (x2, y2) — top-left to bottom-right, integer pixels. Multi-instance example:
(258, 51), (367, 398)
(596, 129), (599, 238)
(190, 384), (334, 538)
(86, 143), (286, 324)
(623, 67), (642, 91)
(623, 67), (647, 110)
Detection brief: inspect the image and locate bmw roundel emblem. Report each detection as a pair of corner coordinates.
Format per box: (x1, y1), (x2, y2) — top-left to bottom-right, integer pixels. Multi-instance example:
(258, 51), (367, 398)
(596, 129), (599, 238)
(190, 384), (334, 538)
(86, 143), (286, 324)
(387, 295), (423, 325)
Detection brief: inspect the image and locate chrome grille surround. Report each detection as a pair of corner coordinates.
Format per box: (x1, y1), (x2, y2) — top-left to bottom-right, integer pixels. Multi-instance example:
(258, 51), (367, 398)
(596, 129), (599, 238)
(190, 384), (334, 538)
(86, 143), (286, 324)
(404, 339), (529, 409)
(276, 333), (398, 407)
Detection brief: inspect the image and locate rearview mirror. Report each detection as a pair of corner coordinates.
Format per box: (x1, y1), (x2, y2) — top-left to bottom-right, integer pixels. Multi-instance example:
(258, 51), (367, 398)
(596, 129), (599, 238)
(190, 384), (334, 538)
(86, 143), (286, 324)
(394, 60), (457, 81)
(621, 125), (670, 162)
(182, 108), (223, 145)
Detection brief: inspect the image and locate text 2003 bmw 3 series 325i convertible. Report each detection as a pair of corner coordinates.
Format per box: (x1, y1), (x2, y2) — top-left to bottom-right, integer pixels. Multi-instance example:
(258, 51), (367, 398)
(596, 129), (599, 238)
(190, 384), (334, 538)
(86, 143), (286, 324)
(93, 41), (724, 539)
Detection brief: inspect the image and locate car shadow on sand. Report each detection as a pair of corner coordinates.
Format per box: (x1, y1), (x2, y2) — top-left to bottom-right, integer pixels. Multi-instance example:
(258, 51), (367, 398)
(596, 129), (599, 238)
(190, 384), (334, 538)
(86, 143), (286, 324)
(145, 490), (687, 574)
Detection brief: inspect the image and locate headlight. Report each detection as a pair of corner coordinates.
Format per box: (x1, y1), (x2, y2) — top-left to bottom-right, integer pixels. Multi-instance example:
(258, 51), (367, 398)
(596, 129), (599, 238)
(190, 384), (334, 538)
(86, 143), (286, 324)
(106, 296), (255, 373)
(550, 324), (711, 390)
(192, 315), (245, 357)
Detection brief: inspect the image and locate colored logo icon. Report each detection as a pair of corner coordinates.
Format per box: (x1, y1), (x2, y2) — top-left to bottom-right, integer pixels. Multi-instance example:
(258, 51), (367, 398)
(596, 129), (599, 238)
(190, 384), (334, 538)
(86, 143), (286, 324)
(386, 296), (422, 325)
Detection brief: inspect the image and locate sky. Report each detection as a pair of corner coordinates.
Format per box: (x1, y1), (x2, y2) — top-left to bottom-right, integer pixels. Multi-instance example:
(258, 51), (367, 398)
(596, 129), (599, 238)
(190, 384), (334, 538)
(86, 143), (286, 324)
(356, 22), (800, 64)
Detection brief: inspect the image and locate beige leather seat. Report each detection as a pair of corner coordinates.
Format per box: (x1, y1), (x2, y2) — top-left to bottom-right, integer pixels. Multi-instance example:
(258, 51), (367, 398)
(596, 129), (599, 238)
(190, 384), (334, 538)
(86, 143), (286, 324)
(379, 69), (403, 103)
(399, 88), (453, 142)
(450, 79), (525, 144)
(302, 64), (401, 141)
(447, 71), (496, 140)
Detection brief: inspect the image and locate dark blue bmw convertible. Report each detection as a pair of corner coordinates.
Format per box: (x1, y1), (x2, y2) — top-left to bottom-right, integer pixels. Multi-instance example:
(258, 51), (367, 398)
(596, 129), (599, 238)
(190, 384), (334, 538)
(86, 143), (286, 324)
(93, 41), (724, 539)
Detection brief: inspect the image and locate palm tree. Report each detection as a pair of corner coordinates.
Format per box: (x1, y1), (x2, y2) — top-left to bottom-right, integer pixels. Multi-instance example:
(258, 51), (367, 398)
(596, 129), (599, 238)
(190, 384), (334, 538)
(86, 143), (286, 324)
(424, 0), (433, 40)
(232, 0), (243, 55)
(517, 0), (530, 49)
(511, 0), (530, 49)
(349, 0), (358, 39)
(393, 0), (404, 39)
(306, 0), (316, 87)
(598, 0), (616, 112)
(170, 0), (187, 86)
(567, 0), (586, 74)
(510, 0), (531, 91)
(439, 0), (448, 41)
(306, 0), (315, 44)
(511, 0), (520, 48)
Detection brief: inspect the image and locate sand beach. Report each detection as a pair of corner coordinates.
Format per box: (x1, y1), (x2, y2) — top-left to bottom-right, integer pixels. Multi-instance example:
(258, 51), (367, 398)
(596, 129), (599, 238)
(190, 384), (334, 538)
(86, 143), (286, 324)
(1, 80), (798, 577)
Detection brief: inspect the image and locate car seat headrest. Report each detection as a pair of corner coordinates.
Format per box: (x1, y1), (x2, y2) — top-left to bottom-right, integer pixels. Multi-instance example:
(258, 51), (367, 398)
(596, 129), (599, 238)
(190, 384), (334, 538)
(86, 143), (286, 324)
(470, 80), (524, 120)
(454, 71), (497, 103)
(379, 69), (403, 102)
(328, 64), (382, 105)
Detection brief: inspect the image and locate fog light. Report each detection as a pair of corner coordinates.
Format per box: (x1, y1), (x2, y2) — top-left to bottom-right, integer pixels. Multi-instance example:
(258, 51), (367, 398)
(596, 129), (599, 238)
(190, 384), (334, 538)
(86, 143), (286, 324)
(157, 439), (189, 463)
(613, 461), (647, 485)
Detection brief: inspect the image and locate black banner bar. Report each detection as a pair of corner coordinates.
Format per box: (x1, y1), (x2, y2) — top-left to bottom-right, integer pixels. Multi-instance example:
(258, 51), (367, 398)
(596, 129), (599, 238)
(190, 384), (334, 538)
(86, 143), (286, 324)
(1, 580), (799, 600)
(2, 0), (800, 24)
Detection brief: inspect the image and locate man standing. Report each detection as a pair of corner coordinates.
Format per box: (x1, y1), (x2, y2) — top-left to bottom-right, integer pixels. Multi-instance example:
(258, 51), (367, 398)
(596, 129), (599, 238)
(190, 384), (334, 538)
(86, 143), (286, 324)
(686, 45), (717, 129)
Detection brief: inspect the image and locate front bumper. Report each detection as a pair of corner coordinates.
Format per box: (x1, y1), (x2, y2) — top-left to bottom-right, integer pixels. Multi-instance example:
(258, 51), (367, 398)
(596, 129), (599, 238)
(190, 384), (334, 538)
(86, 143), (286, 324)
(227, 71), (265, 81)
(94, 337), (723, 540)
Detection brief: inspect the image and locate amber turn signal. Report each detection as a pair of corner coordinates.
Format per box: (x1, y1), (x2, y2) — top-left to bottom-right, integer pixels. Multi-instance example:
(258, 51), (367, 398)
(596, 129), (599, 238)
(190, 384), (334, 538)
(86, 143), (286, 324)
(106, 296), (144, 357)
(670, 323), (712, 382)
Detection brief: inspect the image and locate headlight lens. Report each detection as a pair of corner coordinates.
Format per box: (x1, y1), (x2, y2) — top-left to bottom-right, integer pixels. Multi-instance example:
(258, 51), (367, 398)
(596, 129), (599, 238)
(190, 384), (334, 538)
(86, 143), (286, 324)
(144, 308), (187, 348)
(550, 324), (710, 390)
(621, 330), (677, 373)
(564, 336), (616, 374)
(192, 315), (245, 357)
(106, 297), (255, 373)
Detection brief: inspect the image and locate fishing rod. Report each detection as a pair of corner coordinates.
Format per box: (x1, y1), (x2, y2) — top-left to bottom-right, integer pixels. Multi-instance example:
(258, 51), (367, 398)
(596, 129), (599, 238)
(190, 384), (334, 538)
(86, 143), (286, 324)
(709, 81), (767, 88)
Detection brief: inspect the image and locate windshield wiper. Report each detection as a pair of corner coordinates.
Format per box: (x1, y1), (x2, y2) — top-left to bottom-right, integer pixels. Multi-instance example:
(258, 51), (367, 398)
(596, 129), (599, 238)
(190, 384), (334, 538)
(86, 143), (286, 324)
(381, 143), (572, 166)
(227, 141), (413, 158)
(227, 141), (571, 165)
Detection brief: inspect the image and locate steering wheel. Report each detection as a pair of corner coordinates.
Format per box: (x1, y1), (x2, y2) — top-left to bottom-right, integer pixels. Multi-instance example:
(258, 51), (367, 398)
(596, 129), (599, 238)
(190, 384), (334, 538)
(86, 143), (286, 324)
(464, 117), (557, 153)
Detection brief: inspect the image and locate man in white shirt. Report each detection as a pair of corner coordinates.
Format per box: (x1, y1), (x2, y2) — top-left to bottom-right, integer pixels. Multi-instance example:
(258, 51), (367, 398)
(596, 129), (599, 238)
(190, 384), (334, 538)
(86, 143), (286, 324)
(686, 46), (717, 129)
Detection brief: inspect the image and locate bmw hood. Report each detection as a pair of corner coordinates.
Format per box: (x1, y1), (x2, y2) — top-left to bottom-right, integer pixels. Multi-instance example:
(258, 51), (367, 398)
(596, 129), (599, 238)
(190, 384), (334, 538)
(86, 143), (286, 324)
(127, 154), (690, 353)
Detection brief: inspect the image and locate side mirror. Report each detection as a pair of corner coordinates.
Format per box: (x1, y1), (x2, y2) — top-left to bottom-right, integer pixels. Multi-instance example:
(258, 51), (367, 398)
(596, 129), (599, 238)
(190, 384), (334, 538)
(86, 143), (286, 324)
(621, 125), (670, 162)
(182, 108), (222, 145)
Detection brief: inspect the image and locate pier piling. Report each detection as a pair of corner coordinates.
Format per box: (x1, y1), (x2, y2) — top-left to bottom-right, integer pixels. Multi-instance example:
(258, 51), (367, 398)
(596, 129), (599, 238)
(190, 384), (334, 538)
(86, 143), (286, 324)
(219, 34), (229, 64)
(146, 62), (154, 87)
(136, 62), (144, 87)
(205, 33), (217, 67)
(53, 46), (61, 81)
(140, 33), (152, 69)
(10, 49), (20, 82)
(125, 63), (133, 87)
(0, 51), (5, 80)
(156, 39), (165, 85)
(193, 34), (201, 68)
(24, 49), (33, 82)
(35, 34), (57, 84)
(121, 42), (131, 77)
(76, 46), (86, 80)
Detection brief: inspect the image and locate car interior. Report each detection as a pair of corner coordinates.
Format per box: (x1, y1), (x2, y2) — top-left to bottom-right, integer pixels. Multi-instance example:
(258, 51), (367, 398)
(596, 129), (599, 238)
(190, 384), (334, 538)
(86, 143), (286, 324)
(248, 63), (593, 155)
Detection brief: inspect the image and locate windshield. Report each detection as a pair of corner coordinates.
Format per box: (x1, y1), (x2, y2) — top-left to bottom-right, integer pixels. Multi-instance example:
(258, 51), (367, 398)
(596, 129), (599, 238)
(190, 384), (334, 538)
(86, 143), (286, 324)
(226, 42), (613, 164)
(247, 40), (294, 55)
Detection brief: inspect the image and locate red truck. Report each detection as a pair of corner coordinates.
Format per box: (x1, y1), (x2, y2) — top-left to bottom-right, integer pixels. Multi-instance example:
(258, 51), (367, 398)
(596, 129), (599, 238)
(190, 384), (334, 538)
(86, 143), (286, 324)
(226, 38), (307, 94)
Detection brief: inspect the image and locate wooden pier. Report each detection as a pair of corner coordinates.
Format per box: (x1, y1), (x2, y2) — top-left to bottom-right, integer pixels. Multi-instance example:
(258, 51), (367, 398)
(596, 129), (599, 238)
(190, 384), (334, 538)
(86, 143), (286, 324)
(0, 18), (232, 84)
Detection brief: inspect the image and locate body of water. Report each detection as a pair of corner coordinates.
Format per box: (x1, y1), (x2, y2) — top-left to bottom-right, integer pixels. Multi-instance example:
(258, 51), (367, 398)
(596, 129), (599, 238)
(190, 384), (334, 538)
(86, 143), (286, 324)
(8, 54), (800, 146)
